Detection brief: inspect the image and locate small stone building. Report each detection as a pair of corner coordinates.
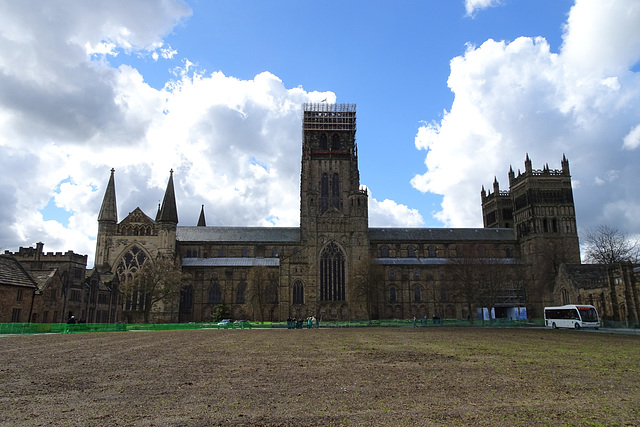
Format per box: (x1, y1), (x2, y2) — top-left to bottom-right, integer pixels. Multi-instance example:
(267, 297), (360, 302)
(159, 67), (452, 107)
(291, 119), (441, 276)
(0, 255), (38, 323)
(554, 263), (640, 325)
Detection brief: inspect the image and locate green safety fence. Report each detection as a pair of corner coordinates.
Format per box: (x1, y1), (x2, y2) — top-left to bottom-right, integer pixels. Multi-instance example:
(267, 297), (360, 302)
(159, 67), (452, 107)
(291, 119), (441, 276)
(2, 318), (636, 335)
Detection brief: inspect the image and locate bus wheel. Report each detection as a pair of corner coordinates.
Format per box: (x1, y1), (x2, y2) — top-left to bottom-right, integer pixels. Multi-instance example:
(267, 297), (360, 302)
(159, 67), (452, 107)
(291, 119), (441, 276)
(574, 323), (580, 329)
(552, 322), (557, 329)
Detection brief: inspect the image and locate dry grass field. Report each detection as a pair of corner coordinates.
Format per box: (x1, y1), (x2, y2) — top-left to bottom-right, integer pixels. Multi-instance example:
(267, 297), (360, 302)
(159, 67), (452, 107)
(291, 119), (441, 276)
(0, 327), (638, 426)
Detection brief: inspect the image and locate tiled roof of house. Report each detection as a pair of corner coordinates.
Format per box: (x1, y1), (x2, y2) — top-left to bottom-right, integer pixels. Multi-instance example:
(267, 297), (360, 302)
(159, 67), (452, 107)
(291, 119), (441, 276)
(0, 255), (37, 288)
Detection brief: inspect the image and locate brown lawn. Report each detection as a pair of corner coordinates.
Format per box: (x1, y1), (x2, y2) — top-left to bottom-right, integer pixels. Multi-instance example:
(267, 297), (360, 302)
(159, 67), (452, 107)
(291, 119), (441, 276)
(0, 327), (638, 426)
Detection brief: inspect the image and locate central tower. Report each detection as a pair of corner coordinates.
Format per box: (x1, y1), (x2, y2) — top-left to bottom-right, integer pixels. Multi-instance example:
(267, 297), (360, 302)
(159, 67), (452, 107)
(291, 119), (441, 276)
(299, 103), (369, 319)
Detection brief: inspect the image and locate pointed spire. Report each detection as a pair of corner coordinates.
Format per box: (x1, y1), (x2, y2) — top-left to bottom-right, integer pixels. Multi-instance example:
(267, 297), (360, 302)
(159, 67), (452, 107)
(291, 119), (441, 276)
(561, 154), (570, 174)
(98, 168), (117, 223)
(524, 153), (532, 173)
(157, 169), (178, 224)
(197, 205), (206, 227)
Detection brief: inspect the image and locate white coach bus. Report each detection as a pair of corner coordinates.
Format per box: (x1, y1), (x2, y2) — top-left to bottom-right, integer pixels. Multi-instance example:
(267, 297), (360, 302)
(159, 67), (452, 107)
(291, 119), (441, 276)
(544, 305), (600, 329)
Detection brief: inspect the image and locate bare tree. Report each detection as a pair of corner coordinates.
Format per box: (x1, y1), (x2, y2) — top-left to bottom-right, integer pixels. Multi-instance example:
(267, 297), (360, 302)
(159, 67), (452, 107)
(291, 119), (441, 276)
(349, 255), (380, 321)
(448, 257), (482, 323)
(122, 256), (187, 323)
(583, 225), (640, 264)
(247, 266), (278, 323)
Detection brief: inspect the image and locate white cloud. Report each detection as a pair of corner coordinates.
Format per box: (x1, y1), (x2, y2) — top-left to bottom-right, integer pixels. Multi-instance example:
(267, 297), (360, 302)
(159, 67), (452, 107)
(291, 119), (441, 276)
(367, 188), (425, 228)
(412, 0), (640, 235)
(0, 0), (374, 265)
(464, 0), (502, 17)
(623, 123), (640, 150)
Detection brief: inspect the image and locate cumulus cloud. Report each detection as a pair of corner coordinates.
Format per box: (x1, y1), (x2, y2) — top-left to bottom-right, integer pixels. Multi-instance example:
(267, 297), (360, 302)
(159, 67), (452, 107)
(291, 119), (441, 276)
(464, 0), (502, 17)
(0, 0), (415, 265)
(412, 0), (640, 236)
(367, 188), (425, 228)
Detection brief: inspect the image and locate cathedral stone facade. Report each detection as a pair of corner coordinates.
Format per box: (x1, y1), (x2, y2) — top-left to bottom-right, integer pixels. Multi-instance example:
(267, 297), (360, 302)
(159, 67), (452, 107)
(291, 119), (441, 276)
(95, 104), (582, 324)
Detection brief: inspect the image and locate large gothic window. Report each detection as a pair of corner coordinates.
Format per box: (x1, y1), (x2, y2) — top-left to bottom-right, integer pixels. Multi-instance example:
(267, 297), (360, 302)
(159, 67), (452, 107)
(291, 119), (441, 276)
(321, 173), (329, 213)
(331, 173), (340, 209)
(320, 242), (345, 301)
(292, 280), (304, 305)
(116, 246), (148, 311)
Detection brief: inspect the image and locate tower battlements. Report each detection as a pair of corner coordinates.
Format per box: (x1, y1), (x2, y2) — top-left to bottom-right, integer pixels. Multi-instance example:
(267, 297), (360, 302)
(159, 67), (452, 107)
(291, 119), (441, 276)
(4, 242), (87, 264)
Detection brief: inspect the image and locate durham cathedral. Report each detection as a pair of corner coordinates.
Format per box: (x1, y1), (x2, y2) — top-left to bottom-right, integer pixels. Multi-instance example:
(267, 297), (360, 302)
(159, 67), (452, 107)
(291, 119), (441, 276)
(90, 103), (617, 324)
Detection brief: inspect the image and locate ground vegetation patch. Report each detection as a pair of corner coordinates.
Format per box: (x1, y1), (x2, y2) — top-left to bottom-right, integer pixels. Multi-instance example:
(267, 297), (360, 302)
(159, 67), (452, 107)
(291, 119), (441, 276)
(0, 327), (638, 426)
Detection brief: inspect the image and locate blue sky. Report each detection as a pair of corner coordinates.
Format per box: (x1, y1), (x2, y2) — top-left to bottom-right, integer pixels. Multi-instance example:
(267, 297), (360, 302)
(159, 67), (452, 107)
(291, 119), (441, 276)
(1, 0), (639, 264)
(108, 0), (573, 226)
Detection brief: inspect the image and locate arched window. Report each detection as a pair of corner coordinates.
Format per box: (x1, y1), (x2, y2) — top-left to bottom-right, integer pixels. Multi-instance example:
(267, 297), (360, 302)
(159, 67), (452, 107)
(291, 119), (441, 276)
(414, 286), (421, 303)
(413, 269), (420, 279)
(331, 133), (340, 150)
(321, 173), (329, 213)
(389, 268), (395, 280)
(407, 246), (415, 257)
(320, 133), (328, 150)
(428, 246), (436, 257)
(380, 246), (389, 257)
(389, 286), (397, 303)
(319, 242), (345, 301)
(292, 280), (304, 305)
(208, 282), (222, 304)
(331, 173), (340, 209)
(116, 246), (148, 311)
(561, 288), (570, 305)
(236, 282), (246, 304)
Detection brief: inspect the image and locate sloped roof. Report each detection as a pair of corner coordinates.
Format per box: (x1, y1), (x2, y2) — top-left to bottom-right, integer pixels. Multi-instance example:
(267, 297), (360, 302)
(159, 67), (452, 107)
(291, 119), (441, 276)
(29, 269), (59, 291)
(177, 227), (300, 243)
(182, 257), (280, 267)
(369, 228), (516, 242)
(561, 264), (610, 289)
(0, 255), (37, 288)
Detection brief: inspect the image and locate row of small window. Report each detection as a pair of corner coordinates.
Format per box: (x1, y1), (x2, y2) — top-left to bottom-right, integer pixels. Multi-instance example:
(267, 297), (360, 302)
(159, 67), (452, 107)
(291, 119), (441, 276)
(380, 246), (513, 258)
(388, 268), (423, 280)
(388, 286), (423, 303)
(185, 248), (280, 258)
(120, 226), (153, 236)
(178, 282), (280, 309)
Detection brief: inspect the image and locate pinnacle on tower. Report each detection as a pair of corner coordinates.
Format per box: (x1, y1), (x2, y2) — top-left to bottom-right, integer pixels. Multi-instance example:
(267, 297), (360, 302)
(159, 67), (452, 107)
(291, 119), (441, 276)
(98, 168), (117, 223)
(197, 205), (206, 227)
(157, 170), (178, 224)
